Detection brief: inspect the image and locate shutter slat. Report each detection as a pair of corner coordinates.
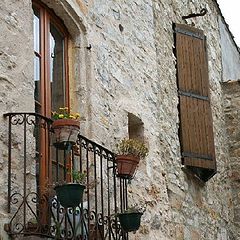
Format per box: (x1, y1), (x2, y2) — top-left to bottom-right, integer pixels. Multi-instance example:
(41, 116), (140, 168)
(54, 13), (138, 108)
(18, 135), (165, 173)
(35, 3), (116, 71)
(194, 37), (201, 95)
(179, 96), (190, 154)
(199, 99), (207, 158)
(179, 96), (214, 158)
(201, 39), (209, 96)
(174, 23), (216, 180)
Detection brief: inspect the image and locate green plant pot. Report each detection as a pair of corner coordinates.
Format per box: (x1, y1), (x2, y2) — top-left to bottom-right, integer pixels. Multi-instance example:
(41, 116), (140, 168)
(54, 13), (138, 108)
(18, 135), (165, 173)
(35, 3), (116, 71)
(54, 183), (85, 208)
(118, 212), (143, 232)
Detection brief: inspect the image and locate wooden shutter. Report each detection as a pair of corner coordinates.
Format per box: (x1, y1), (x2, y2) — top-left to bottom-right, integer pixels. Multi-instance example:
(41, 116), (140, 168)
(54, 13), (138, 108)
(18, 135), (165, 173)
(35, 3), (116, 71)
(174, 23), (216, 182)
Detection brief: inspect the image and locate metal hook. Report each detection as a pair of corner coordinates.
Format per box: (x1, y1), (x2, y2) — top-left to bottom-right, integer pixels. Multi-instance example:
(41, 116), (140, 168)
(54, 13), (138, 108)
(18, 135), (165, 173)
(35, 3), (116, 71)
(182, 8), (208, 20)
(86, 44), (92, 50)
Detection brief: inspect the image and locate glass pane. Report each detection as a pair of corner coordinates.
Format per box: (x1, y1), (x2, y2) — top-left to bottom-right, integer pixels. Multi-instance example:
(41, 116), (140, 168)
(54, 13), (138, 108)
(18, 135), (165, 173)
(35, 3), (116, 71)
(33, 8), (40, 53)
(33, 7), (41, 198)
(52, 149), (66, 183)
(50, 23), (65, 111)
(34, 56), (40, 102)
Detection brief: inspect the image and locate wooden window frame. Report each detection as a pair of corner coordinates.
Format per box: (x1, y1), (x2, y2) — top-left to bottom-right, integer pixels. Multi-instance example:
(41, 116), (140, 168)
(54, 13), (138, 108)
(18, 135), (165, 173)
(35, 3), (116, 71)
(33, 0), (69, 118)
(32, 1), (70, 222)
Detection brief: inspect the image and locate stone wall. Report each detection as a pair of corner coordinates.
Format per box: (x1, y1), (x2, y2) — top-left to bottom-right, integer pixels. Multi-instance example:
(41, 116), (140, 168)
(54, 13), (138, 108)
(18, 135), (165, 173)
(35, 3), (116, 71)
(0, 0), (238, 239)
(223, 81), (240, 240)
(0, 1), (35, 239)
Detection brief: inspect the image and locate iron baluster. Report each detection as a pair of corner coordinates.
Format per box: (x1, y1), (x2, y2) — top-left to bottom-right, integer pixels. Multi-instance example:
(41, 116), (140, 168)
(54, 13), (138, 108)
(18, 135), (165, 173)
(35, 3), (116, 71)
(100, 150), (104, 237)
(7, 114), (12, 213)
(23, 114), (27, 229)
(4, 113), (128, 239)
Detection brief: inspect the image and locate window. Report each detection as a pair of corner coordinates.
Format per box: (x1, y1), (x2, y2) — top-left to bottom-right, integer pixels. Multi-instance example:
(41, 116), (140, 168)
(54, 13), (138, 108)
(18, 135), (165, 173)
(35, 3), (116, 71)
(33, 0), (69, 116)
(33, 0), (69, 198)
(174, 23), (216, 182)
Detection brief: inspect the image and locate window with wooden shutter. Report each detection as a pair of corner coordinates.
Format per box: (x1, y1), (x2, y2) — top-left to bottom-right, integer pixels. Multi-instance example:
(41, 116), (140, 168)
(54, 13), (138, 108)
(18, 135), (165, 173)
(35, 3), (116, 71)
(174, 23), (216, 182)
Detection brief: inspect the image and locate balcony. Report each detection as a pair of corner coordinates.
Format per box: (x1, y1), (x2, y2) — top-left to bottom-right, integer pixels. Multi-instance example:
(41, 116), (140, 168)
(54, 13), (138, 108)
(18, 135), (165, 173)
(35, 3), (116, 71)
(3, 112), (129, 239)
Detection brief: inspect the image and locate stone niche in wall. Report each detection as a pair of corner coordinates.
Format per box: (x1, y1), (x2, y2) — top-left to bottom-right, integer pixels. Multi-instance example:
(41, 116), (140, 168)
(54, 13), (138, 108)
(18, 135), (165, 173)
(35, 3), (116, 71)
(128, 113), (144, 141)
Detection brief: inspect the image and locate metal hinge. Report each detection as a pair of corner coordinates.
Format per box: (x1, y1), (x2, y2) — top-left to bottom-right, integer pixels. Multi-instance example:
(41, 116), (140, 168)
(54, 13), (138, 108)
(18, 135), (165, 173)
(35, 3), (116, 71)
(182, 152), (213, 161)
(178, 90), (209, 101)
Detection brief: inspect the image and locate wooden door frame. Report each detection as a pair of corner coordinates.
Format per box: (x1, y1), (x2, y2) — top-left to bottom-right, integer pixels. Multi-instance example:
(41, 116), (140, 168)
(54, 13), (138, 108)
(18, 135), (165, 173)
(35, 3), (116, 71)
(32, 0), (70, 223)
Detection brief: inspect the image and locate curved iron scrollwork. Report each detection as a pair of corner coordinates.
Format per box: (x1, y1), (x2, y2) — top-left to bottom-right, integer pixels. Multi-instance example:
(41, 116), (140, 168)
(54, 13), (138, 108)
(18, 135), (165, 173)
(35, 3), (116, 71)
(4, 112), (53, 128)
(7, 192), (44, 235)
(6, 187), (126, 239)
(4, 113), (127, 239)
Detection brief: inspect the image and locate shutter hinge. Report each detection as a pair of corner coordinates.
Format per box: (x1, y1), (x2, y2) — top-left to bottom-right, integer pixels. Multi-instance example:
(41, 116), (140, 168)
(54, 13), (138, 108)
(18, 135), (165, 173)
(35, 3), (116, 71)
(178, 90), (209, 101)
(175, 27), (204, 40)
(182, 152), (213, 161)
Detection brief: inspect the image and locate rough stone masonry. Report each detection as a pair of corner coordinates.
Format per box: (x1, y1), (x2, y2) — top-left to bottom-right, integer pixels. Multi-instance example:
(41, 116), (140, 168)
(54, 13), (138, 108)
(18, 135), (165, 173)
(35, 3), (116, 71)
(0, 0), (239, 239)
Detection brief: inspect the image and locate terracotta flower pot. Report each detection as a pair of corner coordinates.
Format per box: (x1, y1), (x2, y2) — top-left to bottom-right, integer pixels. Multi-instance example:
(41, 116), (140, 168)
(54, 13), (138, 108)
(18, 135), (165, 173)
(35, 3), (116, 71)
(52, 119), (80, 149)
(116, 155), (140, 179)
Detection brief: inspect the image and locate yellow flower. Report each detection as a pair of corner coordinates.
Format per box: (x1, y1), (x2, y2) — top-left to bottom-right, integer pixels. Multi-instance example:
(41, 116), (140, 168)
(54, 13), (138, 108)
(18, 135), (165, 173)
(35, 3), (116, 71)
(52, 107), (80, 120)
(59, 107), (68, 110)
(75, 113), (80, 118)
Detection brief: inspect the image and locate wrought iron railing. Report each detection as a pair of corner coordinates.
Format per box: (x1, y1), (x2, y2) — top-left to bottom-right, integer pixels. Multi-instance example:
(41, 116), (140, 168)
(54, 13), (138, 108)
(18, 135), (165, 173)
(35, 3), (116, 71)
(3, 112), (128, 239)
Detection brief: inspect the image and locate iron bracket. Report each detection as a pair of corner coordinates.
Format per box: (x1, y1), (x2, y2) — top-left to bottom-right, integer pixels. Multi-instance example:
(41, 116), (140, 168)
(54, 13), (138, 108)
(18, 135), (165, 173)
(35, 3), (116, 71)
(182, 8), (208, 20)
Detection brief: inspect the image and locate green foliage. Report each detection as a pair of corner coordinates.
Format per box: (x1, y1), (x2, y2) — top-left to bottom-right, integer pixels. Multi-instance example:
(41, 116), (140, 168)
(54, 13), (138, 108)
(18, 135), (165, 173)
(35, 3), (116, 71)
(116, 139), (148, 158)
(122, 204), (146, 214)
(72, 170), (87, 184)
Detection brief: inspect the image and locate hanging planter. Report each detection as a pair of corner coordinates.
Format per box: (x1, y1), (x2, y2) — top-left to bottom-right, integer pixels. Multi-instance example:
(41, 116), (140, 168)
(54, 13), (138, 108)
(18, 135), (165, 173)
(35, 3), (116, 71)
(52, 119), (80, 148)
(116, 139), (148, 179)
(52, 107), (80, 149)
(54, 170), (86, 208)
(116, 155), (140, 178)
(118, 209), (143, 232)
(118, 212), (143, 232)
(54, 183), (85, 208)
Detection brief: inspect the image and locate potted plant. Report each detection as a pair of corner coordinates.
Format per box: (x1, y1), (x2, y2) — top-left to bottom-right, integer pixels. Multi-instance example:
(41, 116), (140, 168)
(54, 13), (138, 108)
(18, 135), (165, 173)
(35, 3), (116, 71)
(52, 107), (80, 149)
(54, 170), (86, 208)
(117, 205), (145, 232)
(116, 139), (148, 179)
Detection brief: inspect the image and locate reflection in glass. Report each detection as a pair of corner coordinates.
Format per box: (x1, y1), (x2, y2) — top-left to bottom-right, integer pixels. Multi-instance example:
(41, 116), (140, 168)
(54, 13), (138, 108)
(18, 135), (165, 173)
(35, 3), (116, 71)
(33, 7), (41, 198)
(52, 149), (66, 183)
(49, 23), (67, 186)
(33, 7), (41, 109)
(50, 23), (65, 112)
(33, 8), (40, 53)
(34, 56), (40, 81)
(34, 56), (40, 102)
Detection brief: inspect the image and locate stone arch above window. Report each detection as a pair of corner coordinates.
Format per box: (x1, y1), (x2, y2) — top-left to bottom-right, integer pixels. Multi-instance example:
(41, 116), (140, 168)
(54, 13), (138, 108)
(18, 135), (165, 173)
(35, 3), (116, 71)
(37, 0), (87, 35)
